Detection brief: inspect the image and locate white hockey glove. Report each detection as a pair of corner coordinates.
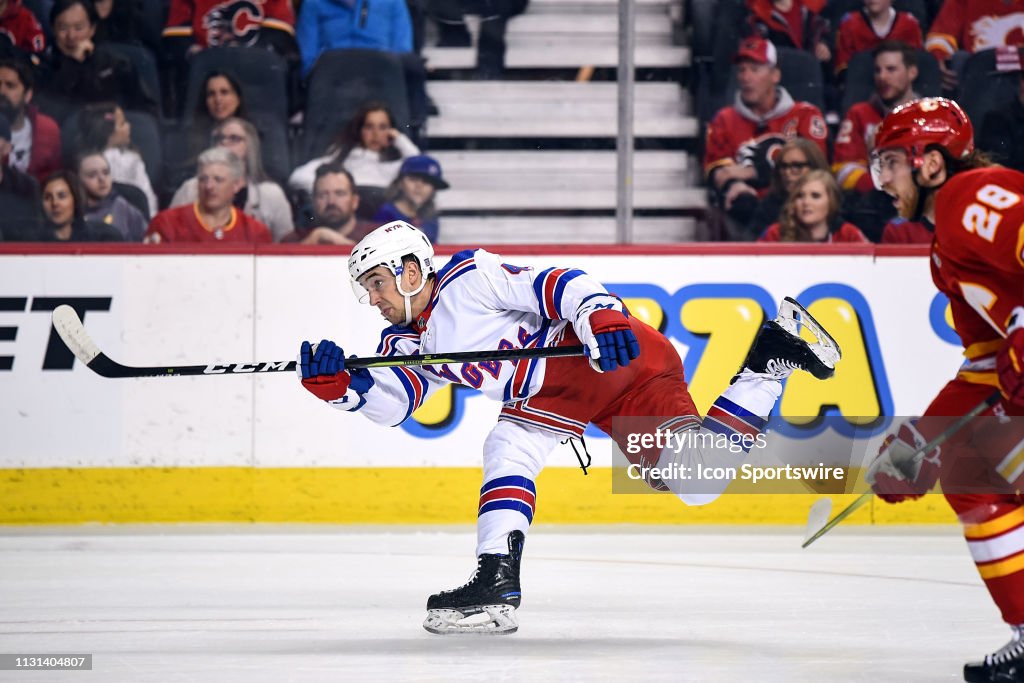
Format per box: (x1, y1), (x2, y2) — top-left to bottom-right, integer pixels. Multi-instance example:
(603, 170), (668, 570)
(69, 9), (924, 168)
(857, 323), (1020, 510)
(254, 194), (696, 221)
(572, 295), (640, 373)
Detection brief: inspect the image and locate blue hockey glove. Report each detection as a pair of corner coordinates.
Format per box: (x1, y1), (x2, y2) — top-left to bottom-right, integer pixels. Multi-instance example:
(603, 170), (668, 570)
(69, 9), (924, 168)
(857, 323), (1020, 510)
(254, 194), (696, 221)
(573, 297), (640, 372)
(299, 339), (350, 401)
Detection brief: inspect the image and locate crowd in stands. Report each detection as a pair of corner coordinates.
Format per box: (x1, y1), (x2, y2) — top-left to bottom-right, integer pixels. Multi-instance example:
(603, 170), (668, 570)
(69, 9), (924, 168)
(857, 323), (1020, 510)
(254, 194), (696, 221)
(0, 0), (1022, 244)
(0, 0), (459, 244)
(705, 0), (1024, 243)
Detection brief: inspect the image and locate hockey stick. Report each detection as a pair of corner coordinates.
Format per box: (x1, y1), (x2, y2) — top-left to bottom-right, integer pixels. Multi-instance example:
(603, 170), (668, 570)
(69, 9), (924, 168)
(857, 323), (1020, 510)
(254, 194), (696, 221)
(51, 304), (585, 379)
(801, 389), (1002, 548)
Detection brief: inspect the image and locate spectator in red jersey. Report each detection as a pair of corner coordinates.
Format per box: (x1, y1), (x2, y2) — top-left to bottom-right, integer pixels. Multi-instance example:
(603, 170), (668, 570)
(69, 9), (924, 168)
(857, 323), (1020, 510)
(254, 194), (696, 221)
(926, 0), (1024, 91)
(758, 169), (869, 241)
(745, 0), (832, 63)
(170, 116), (293, 241)
(0, 0), (45, 54)
(161, 0), (297, 56)
(834, 0), (922, 77)
(0, 57), (61, 183)
(144, 147), (272, 244)
(834, 41), (919, 193)
(746, 136), (830, 239)
(704, 37), (829, 227)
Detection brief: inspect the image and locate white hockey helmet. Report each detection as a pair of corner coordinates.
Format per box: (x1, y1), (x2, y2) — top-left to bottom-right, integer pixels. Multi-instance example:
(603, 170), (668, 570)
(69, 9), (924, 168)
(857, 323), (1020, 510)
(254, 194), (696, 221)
(348, 220), (436, 306)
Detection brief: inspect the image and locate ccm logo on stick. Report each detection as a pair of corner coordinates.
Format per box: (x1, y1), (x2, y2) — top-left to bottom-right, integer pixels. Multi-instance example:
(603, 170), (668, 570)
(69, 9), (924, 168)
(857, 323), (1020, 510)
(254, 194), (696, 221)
(203, 362), (291, 374)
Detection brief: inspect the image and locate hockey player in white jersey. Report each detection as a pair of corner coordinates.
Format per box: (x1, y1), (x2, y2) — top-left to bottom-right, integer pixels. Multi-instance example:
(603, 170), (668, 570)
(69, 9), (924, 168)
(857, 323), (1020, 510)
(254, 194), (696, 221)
(298, 221), (841, 635)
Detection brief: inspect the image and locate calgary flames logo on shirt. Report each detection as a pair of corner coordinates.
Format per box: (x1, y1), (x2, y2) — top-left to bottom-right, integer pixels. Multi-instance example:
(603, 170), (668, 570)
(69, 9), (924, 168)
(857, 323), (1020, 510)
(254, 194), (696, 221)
(972, 13), (1024, 51)
(736, 133), (787, 178)
(203, 0), (264, 47)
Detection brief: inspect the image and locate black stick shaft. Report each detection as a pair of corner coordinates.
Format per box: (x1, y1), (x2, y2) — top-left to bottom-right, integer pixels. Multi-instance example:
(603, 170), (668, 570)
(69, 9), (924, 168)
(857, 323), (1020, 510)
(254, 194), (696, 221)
(86, 346), (586, 378)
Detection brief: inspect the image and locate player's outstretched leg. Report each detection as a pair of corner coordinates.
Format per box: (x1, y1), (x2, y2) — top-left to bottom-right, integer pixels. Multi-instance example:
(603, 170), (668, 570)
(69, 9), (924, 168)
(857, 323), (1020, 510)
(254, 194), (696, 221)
(423, 530), (524, 635)
(738, 296), (841, 382)
(653, 297), (842, 505)
(964, 625), (1024, 682)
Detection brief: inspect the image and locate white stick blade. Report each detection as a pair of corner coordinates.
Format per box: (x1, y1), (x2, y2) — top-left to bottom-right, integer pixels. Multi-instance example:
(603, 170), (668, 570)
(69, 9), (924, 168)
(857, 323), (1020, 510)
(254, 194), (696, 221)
(803, 498), (833, 545)
(51, 304), (101, 365)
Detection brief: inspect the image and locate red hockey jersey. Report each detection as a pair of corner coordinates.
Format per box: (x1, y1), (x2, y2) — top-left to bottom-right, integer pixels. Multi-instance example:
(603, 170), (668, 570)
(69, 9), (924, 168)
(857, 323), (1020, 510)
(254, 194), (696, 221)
(835, 9), (922, 74)
(926, 0), (1024, 59)
(0, 0), (44, 53)
(704, 90), (828, 188)
(833, 99), (886, 192)
(163, 0), (295, 48)
(145, 204), (272, 244)
(931, 166), (1024, 360)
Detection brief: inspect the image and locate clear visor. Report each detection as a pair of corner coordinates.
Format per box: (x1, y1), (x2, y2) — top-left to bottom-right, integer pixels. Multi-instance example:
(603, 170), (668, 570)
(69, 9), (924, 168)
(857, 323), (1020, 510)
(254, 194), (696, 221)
(869, 150), (885, 191)
(870, 148), (911, 192)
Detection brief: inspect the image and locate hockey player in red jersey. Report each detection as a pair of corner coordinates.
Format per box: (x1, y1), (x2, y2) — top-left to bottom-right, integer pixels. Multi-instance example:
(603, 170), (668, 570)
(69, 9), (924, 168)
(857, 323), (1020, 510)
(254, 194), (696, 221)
(869, 97), (1024, 682)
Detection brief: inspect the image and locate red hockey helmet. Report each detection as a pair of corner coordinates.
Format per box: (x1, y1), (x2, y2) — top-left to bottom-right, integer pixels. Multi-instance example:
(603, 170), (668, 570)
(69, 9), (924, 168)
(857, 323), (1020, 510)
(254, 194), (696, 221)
(870, 97), (974, 189)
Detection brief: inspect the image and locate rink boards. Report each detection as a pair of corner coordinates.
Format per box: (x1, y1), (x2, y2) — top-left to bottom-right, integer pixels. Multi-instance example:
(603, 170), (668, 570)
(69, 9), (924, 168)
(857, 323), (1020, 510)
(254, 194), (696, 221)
(0, 244), (965, 524)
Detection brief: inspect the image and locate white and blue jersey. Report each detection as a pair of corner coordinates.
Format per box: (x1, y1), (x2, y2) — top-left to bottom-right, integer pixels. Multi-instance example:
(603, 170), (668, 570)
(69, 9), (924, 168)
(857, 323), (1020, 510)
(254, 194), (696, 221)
(325, 248), (615, 427)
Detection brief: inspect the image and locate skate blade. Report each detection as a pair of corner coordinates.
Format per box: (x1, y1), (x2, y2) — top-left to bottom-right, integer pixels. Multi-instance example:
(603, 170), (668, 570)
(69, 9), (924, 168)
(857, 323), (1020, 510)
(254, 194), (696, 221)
(423, 605), (518, 635)
(777, 297), (842, 369)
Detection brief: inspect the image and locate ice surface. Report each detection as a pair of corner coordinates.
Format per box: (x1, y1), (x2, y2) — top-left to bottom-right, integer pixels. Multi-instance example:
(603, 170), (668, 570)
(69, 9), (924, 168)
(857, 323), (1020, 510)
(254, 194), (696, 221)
(0, 526), (1002, 682)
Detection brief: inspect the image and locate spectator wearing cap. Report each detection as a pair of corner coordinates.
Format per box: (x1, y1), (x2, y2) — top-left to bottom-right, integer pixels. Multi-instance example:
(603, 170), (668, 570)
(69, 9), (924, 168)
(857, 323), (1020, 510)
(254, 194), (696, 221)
(281, 162), (377, 245)
(0, 57), (61, 183)
(704, 36), (829, 233)
(977, 48), (1024, 173)
(0, 110), (44, 240)
(372, 154), (448, 243)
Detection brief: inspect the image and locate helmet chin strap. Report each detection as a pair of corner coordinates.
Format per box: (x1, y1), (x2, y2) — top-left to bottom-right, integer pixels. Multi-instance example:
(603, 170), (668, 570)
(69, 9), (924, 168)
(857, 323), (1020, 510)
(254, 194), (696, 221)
(395, 273), (429, 326)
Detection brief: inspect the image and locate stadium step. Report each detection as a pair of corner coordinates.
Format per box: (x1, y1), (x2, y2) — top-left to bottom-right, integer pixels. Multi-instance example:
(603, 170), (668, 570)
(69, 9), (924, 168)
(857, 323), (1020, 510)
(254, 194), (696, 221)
(440, 216), (700, 243)
(432, 150), (706, 211)
(427, 81), (696, 138)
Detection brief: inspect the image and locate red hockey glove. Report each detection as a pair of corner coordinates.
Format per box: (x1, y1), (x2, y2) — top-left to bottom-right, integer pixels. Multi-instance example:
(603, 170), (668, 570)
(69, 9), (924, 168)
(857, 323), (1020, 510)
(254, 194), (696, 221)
(997, 308), (1024, 406)
(299, 340), (351, 402)
(865, 419), (940, 503)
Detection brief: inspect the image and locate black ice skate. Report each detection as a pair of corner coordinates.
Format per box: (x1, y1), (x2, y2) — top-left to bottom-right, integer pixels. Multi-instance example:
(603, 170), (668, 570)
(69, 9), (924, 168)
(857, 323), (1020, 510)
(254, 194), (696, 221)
(738, 297), (841, 381)
(964, 625), (1024, 683)
(423, 531), (524, 635)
